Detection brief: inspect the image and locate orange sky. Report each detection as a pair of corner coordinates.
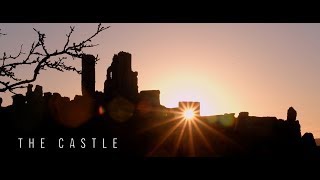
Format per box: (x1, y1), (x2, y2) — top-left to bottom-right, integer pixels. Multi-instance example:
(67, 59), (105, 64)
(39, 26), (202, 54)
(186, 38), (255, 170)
(0, 23), (319, 138)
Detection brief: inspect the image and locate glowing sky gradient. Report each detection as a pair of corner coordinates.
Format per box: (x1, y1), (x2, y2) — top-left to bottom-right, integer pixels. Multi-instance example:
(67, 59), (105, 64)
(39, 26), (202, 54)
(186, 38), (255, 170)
(0, 23), (319, 138)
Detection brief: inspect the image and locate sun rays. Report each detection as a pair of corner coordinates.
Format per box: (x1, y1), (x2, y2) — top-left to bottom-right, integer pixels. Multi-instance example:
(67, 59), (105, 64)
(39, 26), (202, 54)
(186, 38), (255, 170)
(144, 103), (238, 157)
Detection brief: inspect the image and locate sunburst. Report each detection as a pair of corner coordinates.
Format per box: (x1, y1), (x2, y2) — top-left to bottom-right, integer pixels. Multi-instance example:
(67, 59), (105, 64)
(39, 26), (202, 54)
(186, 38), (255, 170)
(143, 102), (238, 157)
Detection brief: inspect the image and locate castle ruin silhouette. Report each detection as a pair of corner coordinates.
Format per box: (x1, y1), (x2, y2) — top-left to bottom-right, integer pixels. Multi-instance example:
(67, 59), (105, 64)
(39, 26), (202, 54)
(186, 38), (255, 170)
(1, 51), (319, 158)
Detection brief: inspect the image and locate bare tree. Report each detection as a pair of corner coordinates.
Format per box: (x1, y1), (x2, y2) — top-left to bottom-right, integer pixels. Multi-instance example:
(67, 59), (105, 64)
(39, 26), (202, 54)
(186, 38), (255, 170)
(0, 24), (109, 94)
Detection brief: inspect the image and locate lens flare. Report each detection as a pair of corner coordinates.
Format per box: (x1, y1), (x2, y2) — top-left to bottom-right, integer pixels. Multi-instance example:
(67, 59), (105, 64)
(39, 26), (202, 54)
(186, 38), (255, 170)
(98, 105), (105, 115)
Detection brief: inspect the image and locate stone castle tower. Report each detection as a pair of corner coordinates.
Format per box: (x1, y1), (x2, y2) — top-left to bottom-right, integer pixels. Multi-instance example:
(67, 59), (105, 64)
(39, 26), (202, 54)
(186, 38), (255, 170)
(81, 54), (96, 97)
(104, 52), (138, 102)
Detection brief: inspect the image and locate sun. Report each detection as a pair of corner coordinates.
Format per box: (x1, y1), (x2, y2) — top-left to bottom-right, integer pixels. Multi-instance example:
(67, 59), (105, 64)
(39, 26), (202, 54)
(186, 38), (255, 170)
(183, 109), (195, 120)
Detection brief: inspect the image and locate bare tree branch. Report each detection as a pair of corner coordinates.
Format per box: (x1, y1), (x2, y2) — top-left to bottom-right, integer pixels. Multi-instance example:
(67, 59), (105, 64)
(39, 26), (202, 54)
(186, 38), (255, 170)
(0, 24), (110, 93)
(64, 26), (75, 50)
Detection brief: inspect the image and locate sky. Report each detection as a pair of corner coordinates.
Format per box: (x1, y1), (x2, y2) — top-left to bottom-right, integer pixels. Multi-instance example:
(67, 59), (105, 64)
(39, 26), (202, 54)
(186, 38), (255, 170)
(0, 23), (319, 138)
